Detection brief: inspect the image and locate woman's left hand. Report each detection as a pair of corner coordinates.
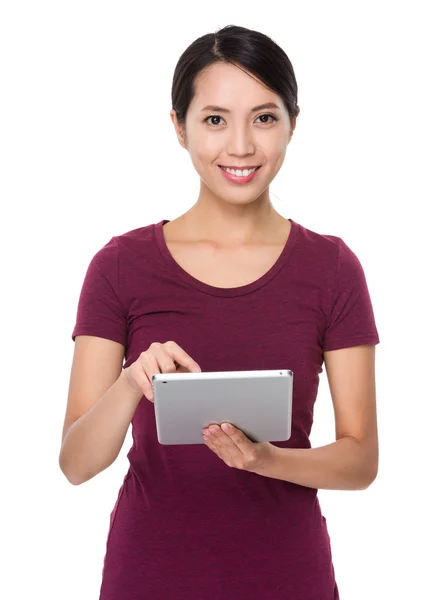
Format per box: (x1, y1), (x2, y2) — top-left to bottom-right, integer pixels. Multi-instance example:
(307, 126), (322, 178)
(203, 422), (276, 473)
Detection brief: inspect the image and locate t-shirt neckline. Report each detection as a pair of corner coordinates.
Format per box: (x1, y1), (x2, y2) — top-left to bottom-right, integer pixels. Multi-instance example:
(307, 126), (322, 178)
(154, 217), (300, 298)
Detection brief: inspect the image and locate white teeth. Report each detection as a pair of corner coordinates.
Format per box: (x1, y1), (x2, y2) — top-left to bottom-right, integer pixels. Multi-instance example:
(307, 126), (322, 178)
(222, 166), (258, 177)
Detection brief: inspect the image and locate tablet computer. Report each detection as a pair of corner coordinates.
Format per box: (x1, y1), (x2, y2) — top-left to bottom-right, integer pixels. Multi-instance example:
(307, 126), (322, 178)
(152, 369), (293, 445)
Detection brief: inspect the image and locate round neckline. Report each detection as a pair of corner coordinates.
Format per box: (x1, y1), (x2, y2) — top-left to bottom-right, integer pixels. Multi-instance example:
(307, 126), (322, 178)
(154, 217), (300, 298)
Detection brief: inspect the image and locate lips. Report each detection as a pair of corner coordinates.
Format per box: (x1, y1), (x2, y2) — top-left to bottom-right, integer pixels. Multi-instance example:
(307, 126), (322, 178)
(218, 165), (261, 171)
(218, 164), (262, 183)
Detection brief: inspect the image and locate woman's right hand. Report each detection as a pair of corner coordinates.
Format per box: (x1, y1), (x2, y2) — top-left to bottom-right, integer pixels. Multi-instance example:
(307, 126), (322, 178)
(122, 341), (202, 402)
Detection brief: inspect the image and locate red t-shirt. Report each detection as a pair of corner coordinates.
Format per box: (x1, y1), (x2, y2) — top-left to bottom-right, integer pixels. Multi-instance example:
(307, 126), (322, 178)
(72, 217), (380, 600)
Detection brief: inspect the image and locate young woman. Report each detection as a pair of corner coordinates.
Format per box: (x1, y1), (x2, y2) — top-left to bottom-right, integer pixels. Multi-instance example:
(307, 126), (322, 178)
(60, 25), (380, 600)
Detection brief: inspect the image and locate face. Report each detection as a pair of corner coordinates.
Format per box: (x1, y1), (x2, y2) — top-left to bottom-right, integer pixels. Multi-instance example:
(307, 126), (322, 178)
(170, 61), (299, 207)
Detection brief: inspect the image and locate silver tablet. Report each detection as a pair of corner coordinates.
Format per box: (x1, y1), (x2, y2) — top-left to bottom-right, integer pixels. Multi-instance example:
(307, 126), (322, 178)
(152, 369), (293, 445)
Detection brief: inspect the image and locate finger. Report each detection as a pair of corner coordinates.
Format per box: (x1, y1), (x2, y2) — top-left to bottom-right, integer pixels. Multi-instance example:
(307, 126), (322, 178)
(220, 424), (256, 455)
(164, 340), (201, 373)
(138, 353), (161, 401)
(207, 426), (240, 466)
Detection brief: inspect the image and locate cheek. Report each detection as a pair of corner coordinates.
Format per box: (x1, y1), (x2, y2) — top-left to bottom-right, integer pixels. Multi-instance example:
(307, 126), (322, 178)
(272, 148), (287, 170)
(188, 127), (219, 152)
(192, 144), (220, 170)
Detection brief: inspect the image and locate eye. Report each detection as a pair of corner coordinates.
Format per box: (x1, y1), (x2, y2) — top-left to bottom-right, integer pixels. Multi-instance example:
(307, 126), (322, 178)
(257, 114), (278, 124)
(204, 114), (278, 127)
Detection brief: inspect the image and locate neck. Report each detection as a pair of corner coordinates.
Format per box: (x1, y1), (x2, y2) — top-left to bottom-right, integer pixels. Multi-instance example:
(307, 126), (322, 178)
(179, 194), (285, 247)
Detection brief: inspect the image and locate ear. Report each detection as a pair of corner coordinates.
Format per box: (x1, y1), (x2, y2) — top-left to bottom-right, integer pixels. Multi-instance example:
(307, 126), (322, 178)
(170, 109), (187, 149)
(288, 106), (300, 143)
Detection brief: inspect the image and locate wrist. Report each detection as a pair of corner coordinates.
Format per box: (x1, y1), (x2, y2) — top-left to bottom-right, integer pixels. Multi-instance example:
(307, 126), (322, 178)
(253, 442), (282, 477)
(119, 368), (144, 402)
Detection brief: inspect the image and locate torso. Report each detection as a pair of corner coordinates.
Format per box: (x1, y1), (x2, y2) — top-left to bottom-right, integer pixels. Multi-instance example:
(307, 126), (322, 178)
(162, 217), (292, 288)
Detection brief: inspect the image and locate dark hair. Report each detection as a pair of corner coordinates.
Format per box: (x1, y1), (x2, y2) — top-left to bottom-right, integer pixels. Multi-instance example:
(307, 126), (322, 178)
(171, 25), (299, 137)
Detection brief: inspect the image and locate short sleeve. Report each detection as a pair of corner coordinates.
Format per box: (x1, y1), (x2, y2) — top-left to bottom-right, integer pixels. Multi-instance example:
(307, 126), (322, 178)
(71, 236), (128, 347)
(322, 238), (380, 352)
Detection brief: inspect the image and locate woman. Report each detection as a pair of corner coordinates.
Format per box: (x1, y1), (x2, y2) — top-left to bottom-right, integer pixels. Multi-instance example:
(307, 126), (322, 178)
(60, 25), (380, 599)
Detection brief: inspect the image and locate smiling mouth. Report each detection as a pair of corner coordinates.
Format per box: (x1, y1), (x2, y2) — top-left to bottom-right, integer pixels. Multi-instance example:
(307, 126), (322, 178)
(218, 165), (261, 171)
(217, 164), (262, 184)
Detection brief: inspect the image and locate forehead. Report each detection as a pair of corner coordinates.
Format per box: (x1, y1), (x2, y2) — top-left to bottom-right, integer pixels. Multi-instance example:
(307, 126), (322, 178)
(191, 62), (280, 110)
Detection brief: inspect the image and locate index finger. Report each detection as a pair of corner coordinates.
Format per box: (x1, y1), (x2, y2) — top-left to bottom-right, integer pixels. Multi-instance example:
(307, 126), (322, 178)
(163, 340), (201, 373)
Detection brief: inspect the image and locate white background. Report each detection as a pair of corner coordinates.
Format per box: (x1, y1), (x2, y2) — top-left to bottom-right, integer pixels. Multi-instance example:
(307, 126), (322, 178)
(1, 1), (434, 598)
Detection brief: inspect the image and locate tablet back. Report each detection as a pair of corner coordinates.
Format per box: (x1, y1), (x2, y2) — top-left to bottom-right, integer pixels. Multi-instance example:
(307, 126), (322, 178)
(152, 369), (293, 445)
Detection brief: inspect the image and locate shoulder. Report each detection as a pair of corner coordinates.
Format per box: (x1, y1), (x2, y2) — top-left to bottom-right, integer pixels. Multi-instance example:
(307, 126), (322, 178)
(113, 222), (156, 248)
(293, 221), (373, 301)
(294, 220), (344, 267)
(84, 223), (157, 278)
(296, 220), (364, 269)
(103, 222), (158, 263)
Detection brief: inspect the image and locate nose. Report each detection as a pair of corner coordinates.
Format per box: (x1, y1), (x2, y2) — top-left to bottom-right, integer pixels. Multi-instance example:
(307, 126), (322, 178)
(226, 124), (255, 156)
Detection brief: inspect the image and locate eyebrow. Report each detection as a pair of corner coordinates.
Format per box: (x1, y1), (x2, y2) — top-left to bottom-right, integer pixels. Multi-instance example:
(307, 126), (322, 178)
(201, 102), (281, 113)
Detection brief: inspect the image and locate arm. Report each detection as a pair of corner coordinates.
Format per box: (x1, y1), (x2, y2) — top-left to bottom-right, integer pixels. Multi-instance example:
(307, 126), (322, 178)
(59, 336), (143, 486)
(255, 345), (379, 491)
(255, 435), (376, 490)
(60, 370), (142, 485)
